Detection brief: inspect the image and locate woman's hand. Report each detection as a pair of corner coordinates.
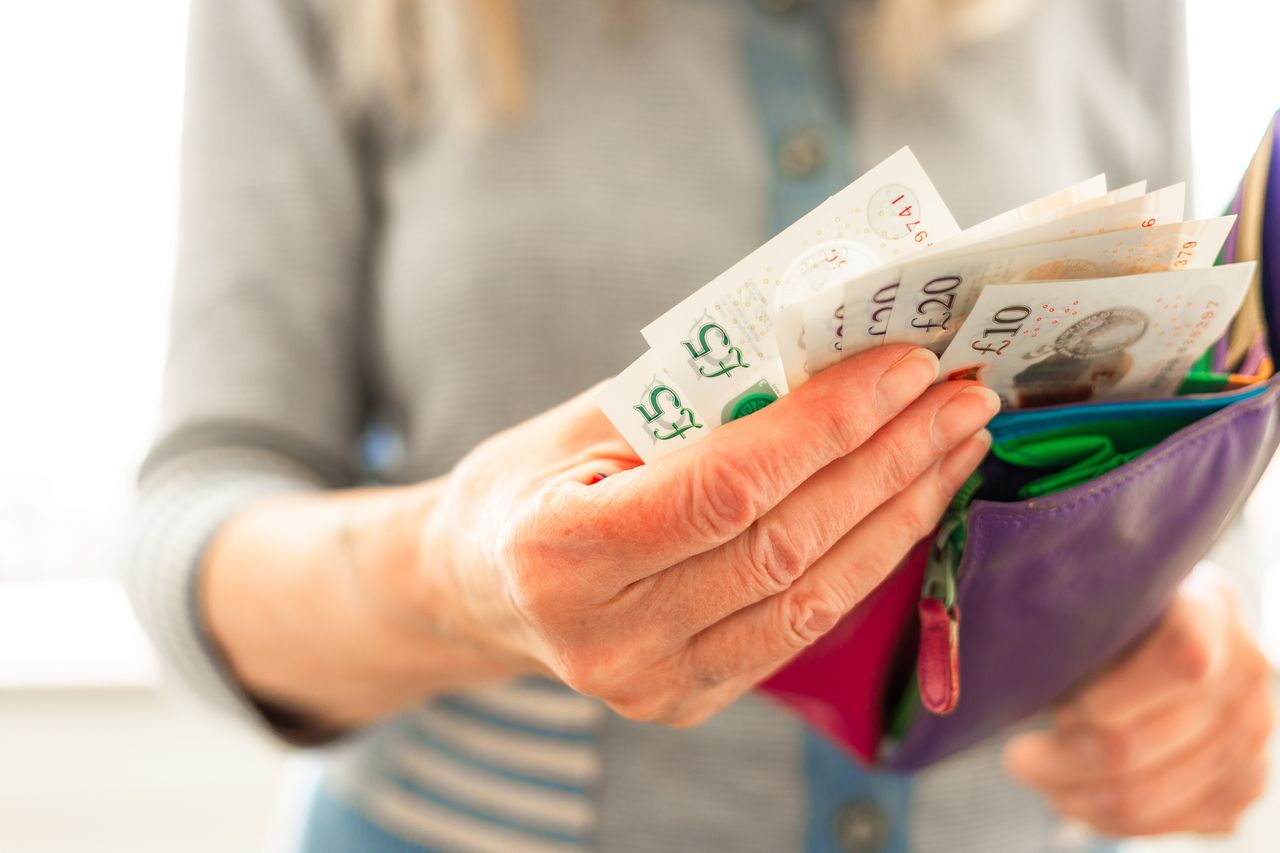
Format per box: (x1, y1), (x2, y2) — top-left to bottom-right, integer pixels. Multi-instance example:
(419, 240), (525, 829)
(411, 345), (998, 726)
(1004, 574), (1275, 837)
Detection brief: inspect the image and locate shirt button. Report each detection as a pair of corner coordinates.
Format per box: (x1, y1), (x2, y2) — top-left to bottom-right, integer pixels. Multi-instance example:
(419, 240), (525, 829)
(777, 127), (828, 179)
(759, 0), (808, 13)
(832, 799), (890, 853)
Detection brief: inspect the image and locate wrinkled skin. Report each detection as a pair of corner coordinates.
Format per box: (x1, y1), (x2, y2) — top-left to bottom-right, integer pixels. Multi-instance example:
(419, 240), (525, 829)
(412, 345), (999, 726)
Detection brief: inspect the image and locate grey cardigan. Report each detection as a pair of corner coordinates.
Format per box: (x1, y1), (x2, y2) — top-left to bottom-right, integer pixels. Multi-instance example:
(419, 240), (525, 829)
(128, 0), (1193, 850)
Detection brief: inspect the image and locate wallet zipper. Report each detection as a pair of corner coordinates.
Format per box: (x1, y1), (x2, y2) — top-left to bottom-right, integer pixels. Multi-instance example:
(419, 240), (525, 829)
(916, 470), (983, 716)
(907, 379), (1274, 723)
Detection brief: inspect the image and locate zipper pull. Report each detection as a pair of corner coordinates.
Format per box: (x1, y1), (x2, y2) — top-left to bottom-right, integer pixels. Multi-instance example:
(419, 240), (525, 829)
(917, 596), (961, 715)
(916, 470), (982, 716)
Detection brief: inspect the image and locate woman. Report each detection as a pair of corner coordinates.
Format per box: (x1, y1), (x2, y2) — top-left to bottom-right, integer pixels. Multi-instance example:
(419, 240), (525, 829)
(128, 0), (1273, 850)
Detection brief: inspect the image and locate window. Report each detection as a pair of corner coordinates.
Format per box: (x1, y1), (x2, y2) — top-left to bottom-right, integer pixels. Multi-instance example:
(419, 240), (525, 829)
(0, 1), (188, 686)
(0, 2), (187, 584)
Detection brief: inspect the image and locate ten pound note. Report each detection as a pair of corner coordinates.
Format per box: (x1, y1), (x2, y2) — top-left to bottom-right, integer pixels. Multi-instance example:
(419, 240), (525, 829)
(935, 263), (1258, 409)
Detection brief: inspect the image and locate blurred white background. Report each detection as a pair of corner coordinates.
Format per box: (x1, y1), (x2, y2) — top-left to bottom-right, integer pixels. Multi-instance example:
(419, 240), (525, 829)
(0, 1), (1277, 851)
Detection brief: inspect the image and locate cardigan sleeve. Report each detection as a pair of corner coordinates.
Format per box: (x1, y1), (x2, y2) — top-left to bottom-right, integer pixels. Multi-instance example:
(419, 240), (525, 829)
(124, 0), (371, 722)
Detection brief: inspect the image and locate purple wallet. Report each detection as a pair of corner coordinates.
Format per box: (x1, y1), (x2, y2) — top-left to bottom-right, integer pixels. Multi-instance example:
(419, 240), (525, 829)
(760, 112), (1280, 770)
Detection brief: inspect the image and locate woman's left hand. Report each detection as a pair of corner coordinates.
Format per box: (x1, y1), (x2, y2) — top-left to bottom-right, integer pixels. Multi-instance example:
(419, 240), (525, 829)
(1003, 574), (1275, 837)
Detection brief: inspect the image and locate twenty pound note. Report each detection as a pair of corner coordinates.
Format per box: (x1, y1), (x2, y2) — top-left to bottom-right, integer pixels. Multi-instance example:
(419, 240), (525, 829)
(883, 216), (1236, 355)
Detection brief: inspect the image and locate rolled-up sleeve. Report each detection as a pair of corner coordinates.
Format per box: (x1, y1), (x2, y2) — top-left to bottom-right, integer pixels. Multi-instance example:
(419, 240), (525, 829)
(125, 0), (370, 717)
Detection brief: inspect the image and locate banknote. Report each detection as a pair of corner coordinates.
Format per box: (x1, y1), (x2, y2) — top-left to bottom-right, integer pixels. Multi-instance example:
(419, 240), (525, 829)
(883, 215), (1236, 354)
(774, 177), (1120, 387)
(959, 179), (1150, 242)
(778, 181), (1181, 388)
(935, 263), (1257, 409)
(641, 147), (960, 406)
(943, 182), (1184, 258)
(772, 239), (891, 391)
(829, 183), (1186, 356)
(595, 346), (788, 463)
(960, 174), (1108, 242)
(594, 350), (713, 464)
(599, 146), (1247, 467)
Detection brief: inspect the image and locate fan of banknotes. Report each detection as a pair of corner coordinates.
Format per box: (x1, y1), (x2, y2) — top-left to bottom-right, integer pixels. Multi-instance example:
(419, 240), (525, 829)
(597, 148), (1259, 463)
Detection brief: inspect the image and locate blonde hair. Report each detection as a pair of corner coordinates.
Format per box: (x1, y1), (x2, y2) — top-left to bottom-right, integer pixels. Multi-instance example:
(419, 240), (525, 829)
(322, 0), (526, 128)
(323, 0), (1031, 127)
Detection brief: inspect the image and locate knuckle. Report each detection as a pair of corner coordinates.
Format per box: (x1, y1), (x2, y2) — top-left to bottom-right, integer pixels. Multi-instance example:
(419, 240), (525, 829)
(562, 638), (681, 705)
(1097, 730), (1136, 775)
(888, 495), (938, 545)
(557, 645), (629, 699)
(557, 662), (604, 699)
(1244, 705), (1276, 753)
(872, 431), (929, 494)
(687, 455), (759, 540)
(809, 393), (869, 459)
(1220, 814), (1246, 836)
(1242, 763), (1270, 804)
(1209, 790), (1254, 836)
(684, 644), (735, 690)
(498, 515), (561, 618)
(505, 562), (556, 621)
(1163, 619), (1213, 685)
(781, 591), (842, 651)
(1102, 785), (1143, 828)
(1244, 645), (1273, 682)
(745, 520), (814, 595)
(609, 691), (675, 724)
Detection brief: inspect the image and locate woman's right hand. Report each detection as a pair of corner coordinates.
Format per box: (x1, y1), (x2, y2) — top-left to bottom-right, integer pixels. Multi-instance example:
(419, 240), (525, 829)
(406, 344), (998, 727)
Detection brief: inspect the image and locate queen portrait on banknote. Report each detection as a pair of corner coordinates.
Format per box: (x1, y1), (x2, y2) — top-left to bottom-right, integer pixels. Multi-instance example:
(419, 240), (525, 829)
(125, 1), (1274, 851)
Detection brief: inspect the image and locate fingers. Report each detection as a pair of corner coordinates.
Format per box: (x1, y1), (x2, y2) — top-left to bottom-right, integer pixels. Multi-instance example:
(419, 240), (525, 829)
(1054, 757), (1268, 838)
(1065, 585), (1231, 730)
(1004, 583), (1276, 839)
(548, 345), (945, 583)
(1006, 699), (1211, 791)
(637, 380), (997, 636)
(1014, 693), (1272, 836)
(1009, 630), (1267, 788)
(678, 431), (991, 682)
(1177, 759), (1269, 835)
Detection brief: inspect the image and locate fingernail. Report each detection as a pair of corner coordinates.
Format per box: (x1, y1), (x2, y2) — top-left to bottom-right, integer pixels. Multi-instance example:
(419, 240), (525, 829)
(933, 386), (1000, 448)
(939, 429), (991, 489)
(875, 349), (940, 414)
